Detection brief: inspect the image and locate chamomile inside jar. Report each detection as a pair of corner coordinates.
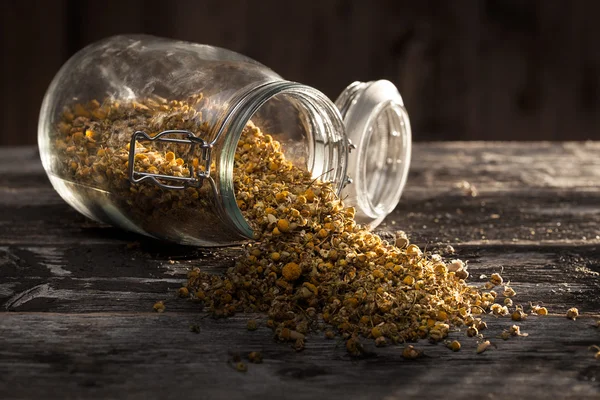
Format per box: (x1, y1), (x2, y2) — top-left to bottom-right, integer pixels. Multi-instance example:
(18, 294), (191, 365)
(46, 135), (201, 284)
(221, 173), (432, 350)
(217, 84), (348, 239)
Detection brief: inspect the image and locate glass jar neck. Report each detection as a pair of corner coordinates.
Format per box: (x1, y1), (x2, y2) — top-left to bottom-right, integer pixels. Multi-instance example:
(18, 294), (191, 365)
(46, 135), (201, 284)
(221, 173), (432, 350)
(215, 81), (349, 238)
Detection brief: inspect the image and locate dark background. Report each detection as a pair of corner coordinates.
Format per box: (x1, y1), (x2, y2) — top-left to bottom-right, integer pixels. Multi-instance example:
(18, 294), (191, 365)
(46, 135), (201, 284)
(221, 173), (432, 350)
(1, 0), (599, 146)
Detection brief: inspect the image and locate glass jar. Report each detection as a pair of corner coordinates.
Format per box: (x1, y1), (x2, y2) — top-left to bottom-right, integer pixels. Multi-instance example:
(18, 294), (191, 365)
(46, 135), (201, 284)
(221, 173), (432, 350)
(38, 35), (411, 246)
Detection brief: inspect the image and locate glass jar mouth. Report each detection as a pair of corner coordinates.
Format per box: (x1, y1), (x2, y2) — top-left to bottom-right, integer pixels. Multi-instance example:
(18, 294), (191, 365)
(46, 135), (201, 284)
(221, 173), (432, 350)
(337, 80), (412, 227)
(359, 101), (411, 223)
(216, 81), (348, 239)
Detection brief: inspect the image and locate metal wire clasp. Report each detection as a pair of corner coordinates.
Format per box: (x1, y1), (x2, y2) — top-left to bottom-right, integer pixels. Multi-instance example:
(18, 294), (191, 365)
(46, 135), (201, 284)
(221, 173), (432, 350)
(128, 130), (213, 190)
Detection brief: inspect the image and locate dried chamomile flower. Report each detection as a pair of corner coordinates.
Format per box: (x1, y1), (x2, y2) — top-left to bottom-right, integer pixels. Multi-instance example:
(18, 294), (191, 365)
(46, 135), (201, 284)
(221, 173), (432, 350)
(447, 259), (464, 273)
(490, 303), (509, 317)
(531, 304), (548, 316)
(490, 273), (503, 286)
(276, 219), (291, 233)
(406, 244), (422, 257)
(481, 292), (496, 303)
(476, 320), (488, 331)
(235, 362), (248, 372)
(248, 351), (263, 364)
(466, 326), (479, 337)
(456, 268), (469, 280)
(502, 324), (528, 339)
(448, 259), (469, 280)
(153, 301), (165, 313)
(446, 340), (461, 352)
(276, 327), (305, 342)
(282, 262), (301, 282)
(566, 308), (579, 320)
(293, 338), (305, 352)
(394, 231), (409, 248)
(511, 310), (527, 321)
(371, 326), (384, 339)
(509, 324), (528, 337)
(247, 319), (258, 331)
(455, 180), (478, 197)
(503, 286), (516, 297)
(402, 345), (422, 359)
(346, 336), (364, 356)
(476, 340), (492, 354)
(443, 245), (455, 255)
(178, 287), (190, 298)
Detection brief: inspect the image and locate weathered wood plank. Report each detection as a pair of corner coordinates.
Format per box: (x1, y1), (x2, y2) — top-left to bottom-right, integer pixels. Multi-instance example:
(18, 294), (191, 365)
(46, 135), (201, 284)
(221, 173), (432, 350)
(0, 143), (599, 399)
(1, 313), (599, 400)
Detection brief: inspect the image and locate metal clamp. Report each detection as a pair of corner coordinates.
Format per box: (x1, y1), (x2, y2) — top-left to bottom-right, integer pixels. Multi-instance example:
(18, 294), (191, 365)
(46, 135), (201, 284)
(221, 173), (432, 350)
(128, 130), (213, 190)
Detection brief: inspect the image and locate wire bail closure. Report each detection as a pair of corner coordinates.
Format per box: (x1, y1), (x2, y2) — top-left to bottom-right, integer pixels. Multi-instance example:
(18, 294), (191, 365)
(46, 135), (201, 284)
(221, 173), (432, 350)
(128, 130), (213, 190)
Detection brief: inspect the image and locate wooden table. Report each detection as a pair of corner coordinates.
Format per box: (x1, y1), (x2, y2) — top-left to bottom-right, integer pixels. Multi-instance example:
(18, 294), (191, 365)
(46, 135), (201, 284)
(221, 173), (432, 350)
(1, 143), (599, 400)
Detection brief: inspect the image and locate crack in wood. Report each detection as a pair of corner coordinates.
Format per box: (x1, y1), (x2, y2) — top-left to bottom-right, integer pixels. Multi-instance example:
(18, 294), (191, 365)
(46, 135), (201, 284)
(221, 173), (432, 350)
(4, 283), (52, 310)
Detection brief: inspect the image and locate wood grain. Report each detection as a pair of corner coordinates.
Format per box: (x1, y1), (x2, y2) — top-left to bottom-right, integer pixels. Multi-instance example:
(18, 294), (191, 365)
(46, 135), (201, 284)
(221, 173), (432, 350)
(1, 143), (599, 399)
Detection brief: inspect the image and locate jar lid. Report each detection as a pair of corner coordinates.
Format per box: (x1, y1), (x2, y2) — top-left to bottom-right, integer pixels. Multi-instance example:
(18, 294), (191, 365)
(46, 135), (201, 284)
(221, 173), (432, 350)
(335, 80), (412, 228)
